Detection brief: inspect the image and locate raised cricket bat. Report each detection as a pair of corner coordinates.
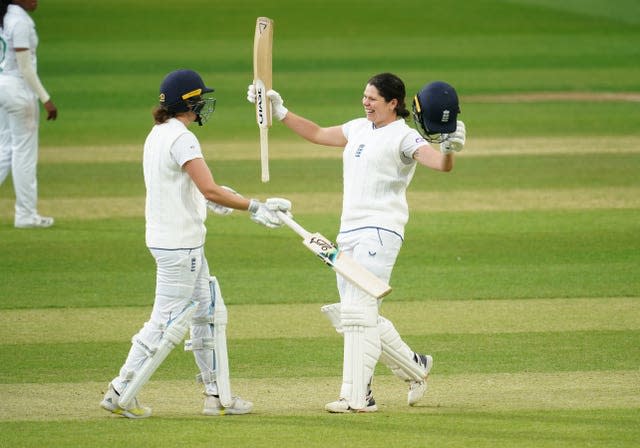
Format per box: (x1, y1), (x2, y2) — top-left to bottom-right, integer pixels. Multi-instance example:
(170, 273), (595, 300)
(276, 212), (392, 299)
(253, 16), (273, 183)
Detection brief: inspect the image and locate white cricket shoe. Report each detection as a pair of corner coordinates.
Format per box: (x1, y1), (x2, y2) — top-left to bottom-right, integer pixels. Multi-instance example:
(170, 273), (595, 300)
(100, 383), (152, 419)
(203, 395), (253, 416)
(325, 394), (378, 414)
(15, 215), (54, 229)
(408, 354), (433, 406)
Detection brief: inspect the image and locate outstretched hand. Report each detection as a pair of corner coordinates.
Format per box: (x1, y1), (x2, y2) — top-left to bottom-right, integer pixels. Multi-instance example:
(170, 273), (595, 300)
(249, 197), (292, 228)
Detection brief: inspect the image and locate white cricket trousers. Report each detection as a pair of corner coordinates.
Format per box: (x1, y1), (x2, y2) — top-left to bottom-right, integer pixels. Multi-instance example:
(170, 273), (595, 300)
(0, 76), (41, 223)
(112, 246), (216, 394)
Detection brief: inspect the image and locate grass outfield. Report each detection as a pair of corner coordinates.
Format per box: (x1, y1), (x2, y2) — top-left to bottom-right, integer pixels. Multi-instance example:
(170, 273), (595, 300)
(1, 137), (638, 447)
(1, 0), (640, 446)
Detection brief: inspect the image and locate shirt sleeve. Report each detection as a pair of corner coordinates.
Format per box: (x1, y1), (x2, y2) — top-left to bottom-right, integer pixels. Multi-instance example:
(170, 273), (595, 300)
(170, 132), (203, 167)
(341, 118), (360, 140)
(12, 21), (32, 49)
(400, 129), (428, 164)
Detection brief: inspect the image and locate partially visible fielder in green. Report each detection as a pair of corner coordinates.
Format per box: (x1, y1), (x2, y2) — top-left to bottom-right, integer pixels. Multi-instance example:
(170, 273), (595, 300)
(248, 74), (466, 413)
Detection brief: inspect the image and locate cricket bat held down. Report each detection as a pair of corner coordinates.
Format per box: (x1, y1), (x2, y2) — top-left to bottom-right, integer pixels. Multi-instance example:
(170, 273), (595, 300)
(276, 212), (392, 299)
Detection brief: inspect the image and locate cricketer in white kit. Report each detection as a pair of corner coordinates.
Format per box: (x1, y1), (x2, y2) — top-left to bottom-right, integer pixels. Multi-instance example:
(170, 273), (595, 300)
(101, 69), (291, 418)
(0, 0), (57, 228)
(320, 116), (435, 412)
(248, 73), (466, 412)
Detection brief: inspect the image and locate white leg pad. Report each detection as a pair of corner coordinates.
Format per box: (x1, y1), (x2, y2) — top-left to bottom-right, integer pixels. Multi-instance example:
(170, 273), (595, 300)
(320, 302), (343, 333)
(118, 300), (197, 409)
(323, 304), (426, 383)
(340, 303), (380, 410)
(211, 277), (232, 407)
(378, 316), (426, 382)
(183, 277), (232, 407)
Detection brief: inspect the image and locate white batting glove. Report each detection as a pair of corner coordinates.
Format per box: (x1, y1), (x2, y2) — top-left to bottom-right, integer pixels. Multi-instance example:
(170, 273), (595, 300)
(207, 186), (242, 216)
(247, 85), (288, 120)
(266, 90), (289, 121)
(266, 197), (292, 213)
(440, 121), (466, 154)
(248, 197), (291, 228)
(246, 84), (256, 103)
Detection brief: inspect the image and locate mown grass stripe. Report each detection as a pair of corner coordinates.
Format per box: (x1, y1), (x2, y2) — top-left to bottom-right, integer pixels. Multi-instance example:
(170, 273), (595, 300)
(1, 371), (638, 422)
(1, 298), (638, 344)
(34, 136), (640, 163)
(2, 186), (639, 220)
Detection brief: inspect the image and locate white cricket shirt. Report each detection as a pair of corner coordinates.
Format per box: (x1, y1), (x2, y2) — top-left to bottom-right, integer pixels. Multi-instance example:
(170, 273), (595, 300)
(143, 118), (207, 249)
(0, 5), (38, 77)
(340, 118), (427, 238)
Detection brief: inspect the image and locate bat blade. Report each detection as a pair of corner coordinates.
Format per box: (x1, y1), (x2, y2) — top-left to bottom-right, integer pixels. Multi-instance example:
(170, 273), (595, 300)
(253, 17), (273, 183)
(303, 232), (392, 299)
(333, 252), (393, 299)
(275, 212), (392, 298)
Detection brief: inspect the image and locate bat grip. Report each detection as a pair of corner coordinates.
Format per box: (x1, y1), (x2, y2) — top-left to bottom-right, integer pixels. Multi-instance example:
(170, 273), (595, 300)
(276, 211), (310, 239)
(260, 128), (269, 183)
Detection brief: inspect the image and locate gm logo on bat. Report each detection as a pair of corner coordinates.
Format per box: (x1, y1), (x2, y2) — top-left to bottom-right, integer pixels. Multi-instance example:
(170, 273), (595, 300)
(309, 236), (339, 264)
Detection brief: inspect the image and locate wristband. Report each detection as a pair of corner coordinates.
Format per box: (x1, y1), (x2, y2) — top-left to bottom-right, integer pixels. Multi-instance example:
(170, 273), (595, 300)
(248, 199), (260, 213)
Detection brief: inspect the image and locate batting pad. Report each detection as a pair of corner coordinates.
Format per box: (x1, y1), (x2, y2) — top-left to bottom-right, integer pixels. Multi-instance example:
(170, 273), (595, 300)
(118, 300), (197, 409)
(211, 277), (232, 407)
(340, 304), (380, 410)
(377, 316), (426, 382)
(183, 277), (232, 407)
(320, 303), (343, 333)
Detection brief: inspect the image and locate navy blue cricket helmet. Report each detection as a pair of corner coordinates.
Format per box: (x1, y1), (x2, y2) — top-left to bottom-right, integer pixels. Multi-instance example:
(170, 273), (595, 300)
(412, 81), (460, 141)
(159, 69), (216, 125)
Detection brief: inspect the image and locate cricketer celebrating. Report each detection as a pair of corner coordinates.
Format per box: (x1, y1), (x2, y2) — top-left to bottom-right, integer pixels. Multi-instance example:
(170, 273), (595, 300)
(0, 0), (57, 228)
(100, 69), (292, 418)
(248, 74), (466, 412)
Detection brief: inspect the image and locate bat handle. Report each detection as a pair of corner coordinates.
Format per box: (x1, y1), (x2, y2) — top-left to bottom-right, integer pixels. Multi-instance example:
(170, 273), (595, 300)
(276, 211), (310, 239)
(260, 128), (269, 183)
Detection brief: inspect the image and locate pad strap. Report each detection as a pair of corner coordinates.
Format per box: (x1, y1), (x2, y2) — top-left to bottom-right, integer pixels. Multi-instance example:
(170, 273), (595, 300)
(184, 337), (215, 351)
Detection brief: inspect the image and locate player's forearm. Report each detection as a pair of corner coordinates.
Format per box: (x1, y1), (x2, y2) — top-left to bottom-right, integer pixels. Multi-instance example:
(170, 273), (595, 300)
(184, 158), (252, 210)
(438, 153), (454, 172)
(413, 146), (454, 172)
(206, 186), (252, 211)
(15, 49), (50, 103)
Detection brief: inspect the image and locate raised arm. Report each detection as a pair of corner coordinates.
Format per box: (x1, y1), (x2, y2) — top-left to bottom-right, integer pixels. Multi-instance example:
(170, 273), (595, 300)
(413, 120), (466, 171)
(413, 145), (454, 172)
(247, 84), (346, 147)
(280, 110), (346, 147)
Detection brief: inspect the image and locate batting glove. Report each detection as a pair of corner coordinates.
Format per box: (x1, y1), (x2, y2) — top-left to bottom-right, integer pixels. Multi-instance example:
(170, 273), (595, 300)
(440, 120), (466, 154)
(207, 186), (241, 216)
(248, 197), (291, 228)
(247, 85), (289, 121)
(266, 90), (289, 121)
(246, 84), (257, 103)
(266, 197), (292, 213)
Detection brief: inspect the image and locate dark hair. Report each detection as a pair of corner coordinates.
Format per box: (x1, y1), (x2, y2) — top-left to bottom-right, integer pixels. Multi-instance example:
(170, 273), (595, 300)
(1, 0), (11, 28)
(152, 93), (204, 124)
(152, 106), (173, 124)
(367, 72), (410, 118)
